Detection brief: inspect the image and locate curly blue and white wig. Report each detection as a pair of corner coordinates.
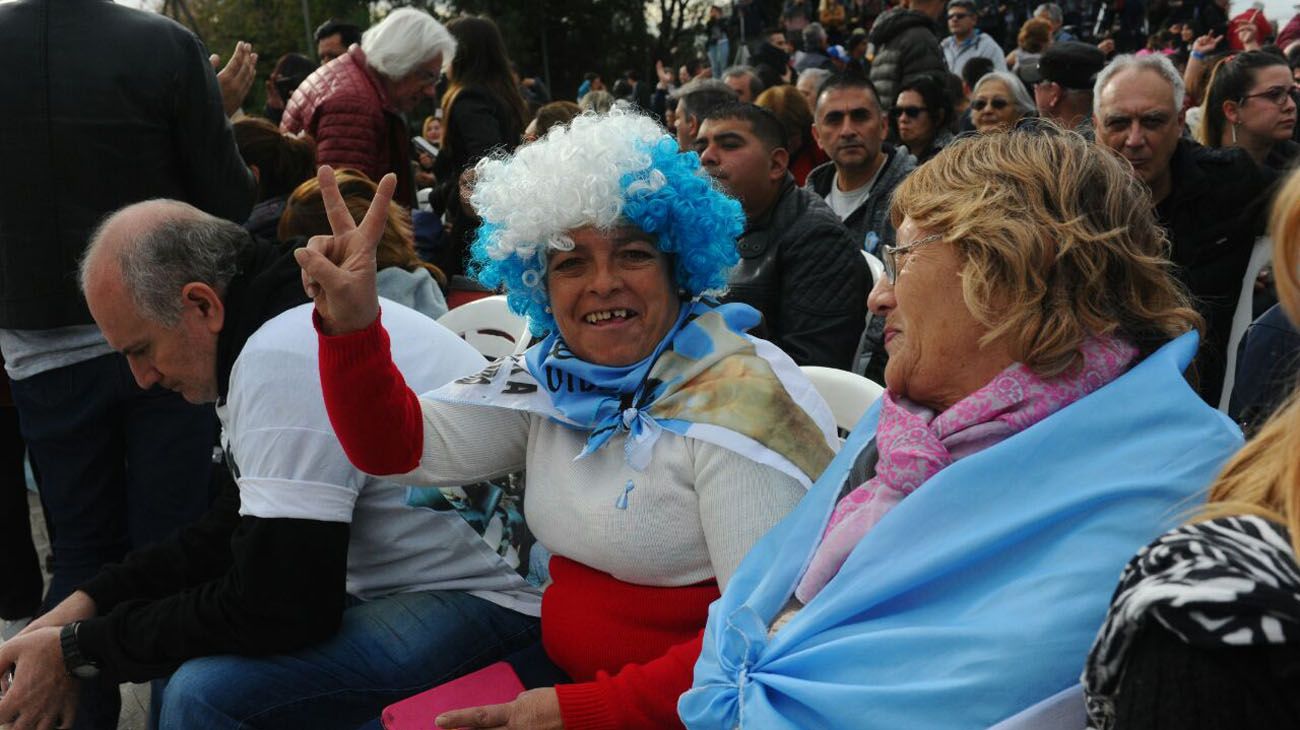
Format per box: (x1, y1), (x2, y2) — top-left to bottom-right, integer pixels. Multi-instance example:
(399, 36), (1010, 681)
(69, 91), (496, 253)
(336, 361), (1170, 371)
(467, 108), (745, 335)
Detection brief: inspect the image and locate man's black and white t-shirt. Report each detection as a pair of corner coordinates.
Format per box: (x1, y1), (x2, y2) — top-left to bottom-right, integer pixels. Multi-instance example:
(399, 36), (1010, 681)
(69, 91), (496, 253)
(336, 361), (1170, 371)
(218, 300), (541, 615)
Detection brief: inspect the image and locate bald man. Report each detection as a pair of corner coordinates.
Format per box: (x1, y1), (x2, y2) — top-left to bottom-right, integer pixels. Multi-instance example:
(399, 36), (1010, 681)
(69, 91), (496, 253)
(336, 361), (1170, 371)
(0, 194), (539, 730)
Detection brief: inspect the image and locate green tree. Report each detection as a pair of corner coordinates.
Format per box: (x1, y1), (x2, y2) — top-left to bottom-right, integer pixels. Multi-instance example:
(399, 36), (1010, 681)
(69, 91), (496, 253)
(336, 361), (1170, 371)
(415, 0), (651, 103)
(162, 0), (369, 113)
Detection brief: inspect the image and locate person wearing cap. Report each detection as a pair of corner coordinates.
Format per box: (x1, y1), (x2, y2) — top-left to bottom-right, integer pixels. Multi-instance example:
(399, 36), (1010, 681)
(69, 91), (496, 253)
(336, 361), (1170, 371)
(941, 0), (1008, 77)
(1030, 40), (1106, 132)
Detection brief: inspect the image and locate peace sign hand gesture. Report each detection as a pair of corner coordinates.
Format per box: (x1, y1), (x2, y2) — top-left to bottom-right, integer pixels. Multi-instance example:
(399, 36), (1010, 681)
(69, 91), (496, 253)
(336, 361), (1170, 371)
(1191, 30), (1220, 55)
(293, 166), (394, 335)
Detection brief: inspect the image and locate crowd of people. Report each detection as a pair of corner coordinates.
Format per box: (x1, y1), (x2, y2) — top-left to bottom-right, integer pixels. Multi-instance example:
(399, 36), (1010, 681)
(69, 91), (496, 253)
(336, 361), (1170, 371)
(0, 0), (1299, 728)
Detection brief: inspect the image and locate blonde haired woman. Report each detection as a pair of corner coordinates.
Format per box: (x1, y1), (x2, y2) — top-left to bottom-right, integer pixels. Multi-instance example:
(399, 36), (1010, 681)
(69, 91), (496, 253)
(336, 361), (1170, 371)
(1084, 167), (1300, 730)
(683, 128), (1242, 729)
(279, 169), (448, 319)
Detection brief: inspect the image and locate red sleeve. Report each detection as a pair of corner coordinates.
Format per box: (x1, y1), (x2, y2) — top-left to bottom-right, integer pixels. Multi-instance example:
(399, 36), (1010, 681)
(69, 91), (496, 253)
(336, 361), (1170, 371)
(554, 631), (702, 730)
(314, 311), (423, 475)
(310, 97), (387, 183)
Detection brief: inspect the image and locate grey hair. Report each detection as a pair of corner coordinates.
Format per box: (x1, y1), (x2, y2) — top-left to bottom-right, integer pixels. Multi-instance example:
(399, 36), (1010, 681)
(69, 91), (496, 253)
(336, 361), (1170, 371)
(973, 70), (1037, 113)
(362, 7), (456, 80)
(722, 65), (764, 98)
(1093, 53), (1185, 118)
(803, 22), (827, 49)
(80, 205), (246, 326)
(797, 67), (831, 89)
(1034, 3), (1063, 25)
(671, 78), (738, 122)
(579, 89), (614, 114)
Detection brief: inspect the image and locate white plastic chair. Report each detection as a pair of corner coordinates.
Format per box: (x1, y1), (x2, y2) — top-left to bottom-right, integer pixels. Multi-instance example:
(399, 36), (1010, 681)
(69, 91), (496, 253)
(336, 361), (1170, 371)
(436, 295), (532, 360)
(862, 249), (885, 285)
(1218, 236), (1273, 411)
(987, 683), (1086, 730)
(800, 366), (884, 432)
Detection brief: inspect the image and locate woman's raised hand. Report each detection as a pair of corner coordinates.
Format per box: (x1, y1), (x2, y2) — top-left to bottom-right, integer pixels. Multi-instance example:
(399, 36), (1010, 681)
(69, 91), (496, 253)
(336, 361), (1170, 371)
(293, 166), (393, 335)
(1191, 30), (1221, 55)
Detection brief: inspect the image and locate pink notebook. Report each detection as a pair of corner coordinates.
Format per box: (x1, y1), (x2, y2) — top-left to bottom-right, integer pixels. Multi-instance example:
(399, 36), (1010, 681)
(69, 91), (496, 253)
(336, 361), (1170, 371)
(381, 661), (525, 730)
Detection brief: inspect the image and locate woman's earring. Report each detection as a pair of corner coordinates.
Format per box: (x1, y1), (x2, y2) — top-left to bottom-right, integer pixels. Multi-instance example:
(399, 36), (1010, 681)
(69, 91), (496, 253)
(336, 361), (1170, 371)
(1231, 122), (1239, 144)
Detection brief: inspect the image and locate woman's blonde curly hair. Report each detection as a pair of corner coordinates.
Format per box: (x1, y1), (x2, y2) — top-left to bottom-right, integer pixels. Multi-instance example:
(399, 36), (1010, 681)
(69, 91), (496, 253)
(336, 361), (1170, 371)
(890, 126), (1202, 378)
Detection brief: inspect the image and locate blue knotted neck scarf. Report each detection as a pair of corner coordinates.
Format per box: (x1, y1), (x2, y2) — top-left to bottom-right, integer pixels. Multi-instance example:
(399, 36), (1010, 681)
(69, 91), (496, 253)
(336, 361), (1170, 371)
(522, 299), (757, 471)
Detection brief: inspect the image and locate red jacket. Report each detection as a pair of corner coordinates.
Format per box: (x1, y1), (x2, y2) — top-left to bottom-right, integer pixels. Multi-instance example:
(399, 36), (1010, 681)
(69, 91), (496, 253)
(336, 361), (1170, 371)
(281, 47), (413, 204)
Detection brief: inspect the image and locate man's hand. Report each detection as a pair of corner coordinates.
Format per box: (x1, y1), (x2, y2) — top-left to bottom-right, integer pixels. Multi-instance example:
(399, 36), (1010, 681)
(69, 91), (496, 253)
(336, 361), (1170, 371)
(1096, 37), (1116, 55)
(16, 593), (95, 639)
(434, 687), (563, 730)
(210, 41), (258, 117)
(0, 627), (80, 730)
(655, 60), (675, 89)
(294, 166), (395, 335)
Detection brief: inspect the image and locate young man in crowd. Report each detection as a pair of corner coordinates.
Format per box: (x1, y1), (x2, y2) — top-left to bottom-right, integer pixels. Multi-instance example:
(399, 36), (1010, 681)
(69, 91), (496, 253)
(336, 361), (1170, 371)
(695, 103), (868, 369)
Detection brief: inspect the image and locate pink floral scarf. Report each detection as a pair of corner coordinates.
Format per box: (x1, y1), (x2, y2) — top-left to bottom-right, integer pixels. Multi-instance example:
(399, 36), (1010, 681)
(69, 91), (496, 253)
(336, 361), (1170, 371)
(795, 337), (1138, 602)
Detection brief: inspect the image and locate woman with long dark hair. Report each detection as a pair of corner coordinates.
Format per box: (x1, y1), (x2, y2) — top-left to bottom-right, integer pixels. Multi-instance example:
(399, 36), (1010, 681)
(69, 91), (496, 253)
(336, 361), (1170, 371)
(430, 16), (530, 282)
(1197, 51), (1299, 172)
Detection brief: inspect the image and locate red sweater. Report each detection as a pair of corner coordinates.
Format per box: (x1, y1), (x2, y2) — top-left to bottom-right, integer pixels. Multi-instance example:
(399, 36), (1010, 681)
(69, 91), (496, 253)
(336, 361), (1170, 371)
(316, 314), (714, 729)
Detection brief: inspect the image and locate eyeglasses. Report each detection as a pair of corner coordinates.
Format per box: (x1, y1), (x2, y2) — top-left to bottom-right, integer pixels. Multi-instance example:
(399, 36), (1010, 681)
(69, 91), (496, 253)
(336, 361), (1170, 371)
(1239, 84), (1299, 108)
(881, 233), (944, 283)
(413, 66), (441, 87)
(891, 105), (927, 119)
(970, 97), (1010, 111)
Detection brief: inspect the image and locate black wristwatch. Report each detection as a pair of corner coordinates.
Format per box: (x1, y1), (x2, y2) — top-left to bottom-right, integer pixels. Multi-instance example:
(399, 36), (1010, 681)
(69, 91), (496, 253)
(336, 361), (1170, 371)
(59, 622), (101, 679)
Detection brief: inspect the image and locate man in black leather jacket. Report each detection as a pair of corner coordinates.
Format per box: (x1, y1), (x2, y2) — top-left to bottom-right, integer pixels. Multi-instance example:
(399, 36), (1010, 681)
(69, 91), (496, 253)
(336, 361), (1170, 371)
(1094, 54), (1275, 405)
(868, 0), (948, 114)
(0, 2), (255, 727)
(695, 103), (869, 370)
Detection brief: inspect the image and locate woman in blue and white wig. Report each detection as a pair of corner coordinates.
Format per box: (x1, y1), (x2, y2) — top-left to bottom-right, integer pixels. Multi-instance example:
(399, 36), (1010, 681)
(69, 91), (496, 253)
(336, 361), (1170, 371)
(303, 107), (837, 729)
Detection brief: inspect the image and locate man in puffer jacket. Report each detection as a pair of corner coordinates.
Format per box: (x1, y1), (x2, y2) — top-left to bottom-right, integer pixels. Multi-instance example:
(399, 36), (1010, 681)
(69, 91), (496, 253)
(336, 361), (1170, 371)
(283, 8), (454, 208)
(867, 0), (947, 113)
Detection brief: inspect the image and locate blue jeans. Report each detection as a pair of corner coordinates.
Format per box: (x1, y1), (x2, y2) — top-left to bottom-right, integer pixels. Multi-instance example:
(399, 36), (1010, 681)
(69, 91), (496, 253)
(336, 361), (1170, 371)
(159, 590), (540, 730)
(707, 39), (731, 80)
(9, 353), (218, 730)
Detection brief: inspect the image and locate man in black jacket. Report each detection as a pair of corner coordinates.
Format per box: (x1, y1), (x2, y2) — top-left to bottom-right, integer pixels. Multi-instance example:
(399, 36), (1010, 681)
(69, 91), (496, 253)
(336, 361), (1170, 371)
(805, 74), (916, 252)
(0, 3), (257, 726)
(1094, 53), (1275, 404)
(0, 197), (541, 729)
(868, 0), (948, 114)
(695, 103), (869, 369)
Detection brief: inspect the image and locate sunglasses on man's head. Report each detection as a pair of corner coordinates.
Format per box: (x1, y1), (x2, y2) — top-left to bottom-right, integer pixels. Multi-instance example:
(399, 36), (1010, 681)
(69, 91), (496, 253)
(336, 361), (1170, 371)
(891, 105), (927, 119)
(971, 97), (1010, 111)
